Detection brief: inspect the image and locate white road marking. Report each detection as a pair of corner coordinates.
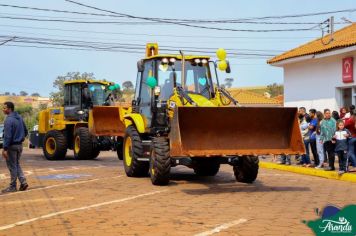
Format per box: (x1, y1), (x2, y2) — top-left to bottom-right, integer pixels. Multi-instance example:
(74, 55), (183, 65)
(0, 189), (168, 231)
(0, 165), (108, 180)
(194, 219), (248, 236)
(0, 176), (123, 197)
(0, 197), (74, 205)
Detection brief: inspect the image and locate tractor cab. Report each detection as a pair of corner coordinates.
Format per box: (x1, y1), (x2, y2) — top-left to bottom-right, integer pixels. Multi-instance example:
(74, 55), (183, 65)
(63, 80), (113, 121)
(132, 43), (234, 130)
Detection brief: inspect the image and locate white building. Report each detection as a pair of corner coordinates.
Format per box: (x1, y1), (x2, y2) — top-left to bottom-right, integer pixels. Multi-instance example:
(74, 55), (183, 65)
(268, 23), (356, 112)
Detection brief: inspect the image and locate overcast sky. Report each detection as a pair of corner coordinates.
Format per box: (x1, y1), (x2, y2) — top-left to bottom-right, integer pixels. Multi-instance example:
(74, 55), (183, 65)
(0, 0), (355, 97)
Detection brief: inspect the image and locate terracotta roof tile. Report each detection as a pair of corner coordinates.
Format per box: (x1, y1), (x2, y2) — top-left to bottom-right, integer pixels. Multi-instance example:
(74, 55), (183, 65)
(227, 89), (281, 105)
(268, 23), (356, 64)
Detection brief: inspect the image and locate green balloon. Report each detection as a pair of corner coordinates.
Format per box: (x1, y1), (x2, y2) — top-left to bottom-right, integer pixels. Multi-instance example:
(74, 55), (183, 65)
(115, 84), (120, 89)
(108, 85), (115, 90)
(147, 76), (157, 88)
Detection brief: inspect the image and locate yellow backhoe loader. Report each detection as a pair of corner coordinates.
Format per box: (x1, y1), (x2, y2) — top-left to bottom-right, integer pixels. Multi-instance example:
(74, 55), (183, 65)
(90, 43), (305, 185)
(30, 80), (124, 160)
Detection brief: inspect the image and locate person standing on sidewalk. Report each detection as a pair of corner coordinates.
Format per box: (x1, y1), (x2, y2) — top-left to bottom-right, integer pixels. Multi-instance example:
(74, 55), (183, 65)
(344, 114), (356, 171)
(308, 109), (319, 167)
(315, 111), (325, 169)
(320, 109), (337, 171)
(1, 102), (29, 193)
(332, 120), (351, 175)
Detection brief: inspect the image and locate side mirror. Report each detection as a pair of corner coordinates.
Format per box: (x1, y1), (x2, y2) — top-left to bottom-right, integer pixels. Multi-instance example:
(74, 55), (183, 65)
(137, 60), (145, 72)
(226, 61), (231, 73)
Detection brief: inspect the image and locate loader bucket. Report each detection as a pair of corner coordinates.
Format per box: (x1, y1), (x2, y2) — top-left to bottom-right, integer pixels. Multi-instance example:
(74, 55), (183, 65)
(89, 106), (125, 136)
(169, 107), (305, 157)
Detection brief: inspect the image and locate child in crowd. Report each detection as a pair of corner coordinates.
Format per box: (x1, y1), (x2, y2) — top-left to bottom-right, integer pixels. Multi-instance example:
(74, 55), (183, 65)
(332, 120), (351, 174)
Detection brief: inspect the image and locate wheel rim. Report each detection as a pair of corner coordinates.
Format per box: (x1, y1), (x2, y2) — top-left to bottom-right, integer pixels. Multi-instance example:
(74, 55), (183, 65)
(74, 136), (80, 154)
(150, 152), (155, 176)
(124, 137), (132, 167)
(46, 137), (56, 155)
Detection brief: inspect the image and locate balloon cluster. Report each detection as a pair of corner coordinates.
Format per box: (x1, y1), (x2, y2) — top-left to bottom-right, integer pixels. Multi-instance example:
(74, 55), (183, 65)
(147, 76), (157, 88)
(216, 48), (228, 71)
(108, 84), (120, 91)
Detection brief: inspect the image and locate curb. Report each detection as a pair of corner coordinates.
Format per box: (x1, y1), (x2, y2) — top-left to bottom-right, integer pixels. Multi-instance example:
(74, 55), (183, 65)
(259, 161), (356, 183)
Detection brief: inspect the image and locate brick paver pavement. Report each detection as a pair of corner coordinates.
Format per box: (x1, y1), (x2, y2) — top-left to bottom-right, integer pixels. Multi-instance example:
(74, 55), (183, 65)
(0, 149), (355, 236)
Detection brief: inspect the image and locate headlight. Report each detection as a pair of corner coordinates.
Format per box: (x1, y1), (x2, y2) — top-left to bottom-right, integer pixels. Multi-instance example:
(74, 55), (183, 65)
(169, 58), (176, 63)
(77, 110), (84, 115)
(154, 86), (161, 96)
(201, 59), (208, 64)
(194, 58), (201, 64)
(162, 58), (168, 64)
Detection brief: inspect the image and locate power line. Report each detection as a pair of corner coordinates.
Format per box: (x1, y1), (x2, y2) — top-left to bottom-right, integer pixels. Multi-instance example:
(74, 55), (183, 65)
(0, 34), (282, 54)
(1, 3), (355, 23)
(0, 36), (16, 46)
(0, 31), (284, 52)
(0, 15), (321, 31)
(2, 37), (273, 58)
(0, 12), (348, 25)
(63, 0), (321, 32)
(0, 24), (318, 40)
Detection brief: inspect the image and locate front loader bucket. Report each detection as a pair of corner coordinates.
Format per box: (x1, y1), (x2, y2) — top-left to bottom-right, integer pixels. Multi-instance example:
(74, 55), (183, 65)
(169, 107), (305, 157)
(89, 106), (125, 136)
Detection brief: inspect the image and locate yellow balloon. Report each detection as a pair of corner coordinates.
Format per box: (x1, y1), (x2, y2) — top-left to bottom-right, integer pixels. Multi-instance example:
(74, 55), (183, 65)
(218, 60), (227, 71)
(216, 48), (227, 60)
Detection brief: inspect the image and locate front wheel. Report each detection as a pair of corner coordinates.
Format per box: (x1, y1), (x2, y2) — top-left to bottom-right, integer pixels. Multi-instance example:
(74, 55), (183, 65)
(43, 130), (67, 160)
(233, 156), (259, 183)
(150, 137), (171, 186)
(73, 127), (93, 160)
(123, 126), (149, 177)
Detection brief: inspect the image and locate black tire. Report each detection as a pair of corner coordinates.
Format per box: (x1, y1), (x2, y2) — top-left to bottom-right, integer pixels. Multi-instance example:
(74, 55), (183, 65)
(91, 148), (100, 159)
(233, 156), (259, 183)
(150, 137), (171, 186)
(123, 126), (149, 177)
(116, 136), (124, 160)
(73, 127), (93, 160)
(43, 130), (67, 160)
(193, 158), (220, 176)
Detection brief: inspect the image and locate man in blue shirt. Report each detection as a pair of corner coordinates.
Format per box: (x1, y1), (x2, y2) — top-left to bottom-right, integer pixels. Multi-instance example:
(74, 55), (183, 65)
(308, 109), (319, 166)
(1, 102), (29, 193)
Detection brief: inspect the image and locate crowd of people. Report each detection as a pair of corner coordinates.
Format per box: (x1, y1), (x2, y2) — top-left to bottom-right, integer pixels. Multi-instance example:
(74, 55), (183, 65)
(278, 106), (356, 175)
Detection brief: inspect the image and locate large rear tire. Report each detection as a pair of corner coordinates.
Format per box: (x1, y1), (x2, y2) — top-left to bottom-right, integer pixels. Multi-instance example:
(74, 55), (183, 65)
(233, 156), (259, 183)
(73, 127), (93, 160)
(123, 126), (149, 177)
(43, 130), (67, 160)
(150, 137), (171, 186)
(193, 158), (220, 176)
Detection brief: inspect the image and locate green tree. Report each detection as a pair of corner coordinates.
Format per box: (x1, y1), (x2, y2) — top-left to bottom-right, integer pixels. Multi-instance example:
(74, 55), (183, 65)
(50, 72), (95, 106)
(4, 92), (10, 95)
(122, 81), (134, 91)
(267, 83), (284, 97)
(20, 91), (28, 96)
(31, 92), (41, 97)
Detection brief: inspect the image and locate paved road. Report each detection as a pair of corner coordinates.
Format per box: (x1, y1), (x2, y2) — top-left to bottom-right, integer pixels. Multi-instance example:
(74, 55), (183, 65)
(0, 149), (355, 236)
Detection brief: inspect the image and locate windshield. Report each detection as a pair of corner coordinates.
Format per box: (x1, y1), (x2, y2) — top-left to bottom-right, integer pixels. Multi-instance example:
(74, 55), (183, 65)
(157, 59), (214, 100)
(87, 83), (107, 106)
